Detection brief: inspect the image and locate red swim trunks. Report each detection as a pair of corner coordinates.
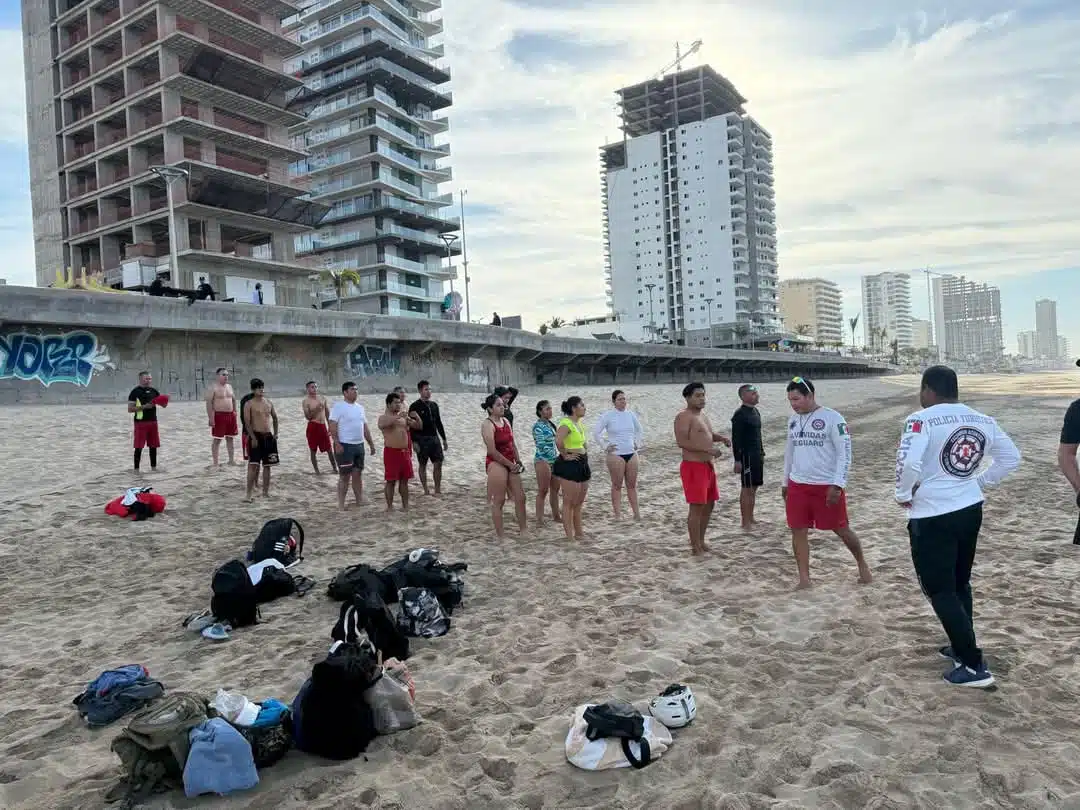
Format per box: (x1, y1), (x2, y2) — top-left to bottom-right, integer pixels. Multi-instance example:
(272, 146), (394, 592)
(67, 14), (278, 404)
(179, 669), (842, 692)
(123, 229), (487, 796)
(680, 461), (719, 504)
(133, 422), (160, 449)
(383, 446), (414, 482)
(306, 421), (332, 453)
(785, 481), (848, 530)
(212, 411), (238, 438)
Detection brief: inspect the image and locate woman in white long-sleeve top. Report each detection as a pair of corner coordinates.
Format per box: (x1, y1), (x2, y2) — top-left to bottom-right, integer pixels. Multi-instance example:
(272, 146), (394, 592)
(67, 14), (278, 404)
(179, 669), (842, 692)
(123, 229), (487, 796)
(592, 389), (644, 520)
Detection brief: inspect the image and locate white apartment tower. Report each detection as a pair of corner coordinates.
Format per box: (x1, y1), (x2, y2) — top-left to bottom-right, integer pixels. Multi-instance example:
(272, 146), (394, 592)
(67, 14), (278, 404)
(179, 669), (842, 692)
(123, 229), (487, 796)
(283, 0), (457, 316)
(861, 272), (913, 350)
(778, 278), (842, 344)
(1035, 298), (1060, 359)
(600, 66), (779, 347)
(932, 274), (1003, 360)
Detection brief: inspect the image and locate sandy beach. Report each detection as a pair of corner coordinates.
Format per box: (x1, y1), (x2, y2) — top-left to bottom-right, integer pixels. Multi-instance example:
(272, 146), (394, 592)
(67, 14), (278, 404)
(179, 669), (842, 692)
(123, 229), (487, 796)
(1, 372), (1079, 809)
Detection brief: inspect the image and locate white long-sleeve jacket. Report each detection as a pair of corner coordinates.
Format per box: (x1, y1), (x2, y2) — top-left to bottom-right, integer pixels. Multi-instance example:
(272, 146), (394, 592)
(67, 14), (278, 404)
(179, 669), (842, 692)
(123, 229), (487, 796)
(783, 406), (851, 488)
(894, 402), (1021, 519)
(592, 409), (644, 455)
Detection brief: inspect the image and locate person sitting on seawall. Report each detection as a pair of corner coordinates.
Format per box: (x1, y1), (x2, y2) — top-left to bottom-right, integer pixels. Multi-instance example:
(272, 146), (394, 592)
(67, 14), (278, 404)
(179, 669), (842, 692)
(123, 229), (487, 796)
(481, 393), (527, 539)
(592, 389), (644, 521)
(553, 396), (590, 541)
(531, 400), (562, 526)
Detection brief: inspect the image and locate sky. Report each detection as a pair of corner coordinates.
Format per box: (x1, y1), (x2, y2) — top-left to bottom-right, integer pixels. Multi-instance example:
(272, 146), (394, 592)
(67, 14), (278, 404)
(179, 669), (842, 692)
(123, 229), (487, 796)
(1, 0), (1078, 352)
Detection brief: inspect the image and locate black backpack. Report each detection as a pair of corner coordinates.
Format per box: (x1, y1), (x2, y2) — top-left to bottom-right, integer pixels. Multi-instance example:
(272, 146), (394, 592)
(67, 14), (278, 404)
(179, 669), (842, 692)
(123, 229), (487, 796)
(582, 701), (652, 769)
(210, 560), (259, 627)
(332, 592), (410, 661)
(254, 566), (296, 604)
(250, 518), (304, 566)
(327, 564), (394, 603)
(292, 642), (380, 761)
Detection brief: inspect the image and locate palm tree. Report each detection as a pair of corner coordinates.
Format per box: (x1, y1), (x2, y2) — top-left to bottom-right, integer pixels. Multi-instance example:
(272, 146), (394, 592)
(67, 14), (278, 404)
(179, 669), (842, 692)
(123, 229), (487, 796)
(890, 338), (900, 365)
(848, 314), (859, 348)
(548, 317), (566, 329)
(794, 324), (811, 336)
(878, 327), (889, 353)
(538, 323), (549, 335)
(319, 269), (363, 310)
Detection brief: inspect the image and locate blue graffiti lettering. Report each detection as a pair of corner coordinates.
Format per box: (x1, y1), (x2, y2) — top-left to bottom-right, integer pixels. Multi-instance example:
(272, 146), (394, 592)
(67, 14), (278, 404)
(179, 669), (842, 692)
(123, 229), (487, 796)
(0, 330), (115, 387)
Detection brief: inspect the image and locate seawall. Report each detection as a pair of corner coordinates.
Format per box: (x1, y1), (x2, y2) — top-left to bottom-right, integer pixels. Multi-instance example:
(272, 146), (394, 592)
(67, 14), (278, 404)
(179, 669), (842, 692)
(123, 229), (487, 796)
(0, 287), (890, 403)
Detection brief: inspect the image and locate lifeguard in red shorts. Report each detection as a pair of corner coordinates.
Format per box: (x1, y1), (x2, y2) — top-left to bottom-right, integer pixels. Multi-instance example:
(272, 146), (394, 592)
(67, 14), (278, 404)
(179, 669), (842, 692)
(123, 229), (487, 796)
(781, 376), (872, 590)
(301, 381), (337, 474)
(673, 382), (731, 555)
(378, 392), (420, 511)
(204, 367), (238, 466)
(128, 371), (168, 472)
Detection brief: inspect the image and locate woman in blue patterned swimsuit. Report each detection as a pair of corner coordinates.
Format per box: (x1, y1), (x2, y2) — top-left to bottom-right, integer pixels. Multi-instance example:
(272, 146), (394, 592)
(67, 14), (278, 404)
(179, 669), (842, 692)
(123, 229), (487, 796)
(532, 400), (562, 525)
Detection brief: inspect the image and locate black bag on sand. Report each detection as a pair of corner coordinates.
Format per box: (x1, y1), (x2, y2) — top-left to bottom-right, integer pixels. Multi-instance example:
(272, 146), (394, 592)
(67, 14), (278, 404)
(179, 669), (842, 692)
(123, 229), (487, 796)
(254, 566), (296, 604)
(293, 642), (381, 761)
(105, 693), (208, 807)
(250, 518), (304, 566)
(332, 592), (410, 661)
(380, 550), (467, 614)
(211, 560), (259, 627)
(583, 701), (652, 770)
(327, 563), (394, 603)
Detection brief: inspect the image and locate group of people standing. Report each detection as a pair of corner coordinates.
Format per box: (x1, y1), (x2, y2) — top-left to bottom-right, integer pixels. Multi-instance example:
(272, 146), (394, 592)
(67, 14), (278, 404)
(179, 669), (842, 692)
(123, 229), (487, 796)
(479, 386), (645, 541)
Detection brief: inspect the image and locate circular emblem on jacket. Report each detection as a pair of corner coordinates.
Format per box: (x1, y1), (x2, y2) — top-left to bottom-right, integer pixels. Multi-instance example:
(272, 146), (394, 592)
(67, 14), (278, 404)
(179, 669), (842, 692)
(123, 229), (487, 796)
(941, 427), (986, 478)
(811, 418), (826, 431)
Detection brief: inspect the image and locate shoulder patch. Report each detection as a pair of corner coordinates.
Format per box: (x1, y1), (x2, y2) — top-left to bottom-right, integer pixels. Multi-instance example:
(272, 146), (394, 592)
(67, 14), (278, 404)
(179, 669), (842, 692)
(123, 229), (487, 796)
(904, 418), (922, 434)
(837, 423), (849, 435)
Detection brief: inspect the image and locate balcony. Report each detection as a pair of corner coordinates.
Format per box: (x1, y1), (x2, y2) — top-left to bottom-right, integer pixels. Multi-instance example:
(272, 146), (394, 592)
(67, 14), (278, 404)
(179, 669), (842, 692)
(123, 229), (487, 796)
(291, 57), (452, 111)
(164, 0), (301, 55)
(295, 3), (428, 50)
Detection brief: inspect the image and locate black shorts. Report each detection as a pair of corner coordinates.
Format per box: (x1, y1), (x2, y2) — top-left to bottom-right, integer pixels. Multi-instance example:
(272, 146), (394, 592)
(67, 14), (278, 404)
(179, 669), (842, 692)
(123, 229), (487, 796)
(553, 455), (591, 483)
(336, 442), (365, 474)
(739, 454), (764, 488)
(415, 435), (444, 464)
(248, 432), (279, 466)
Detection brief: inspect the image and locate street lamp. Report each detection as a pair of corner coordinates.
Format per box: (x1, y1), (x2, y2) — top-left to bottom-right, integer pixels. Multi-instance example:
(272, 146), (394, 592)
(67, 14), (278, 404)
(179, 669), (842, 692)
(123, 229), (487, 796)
(459, 189), (471, 324)
(704, 297), (714, 348)
(645, 282), (657, 343)
(438, 233), (458, 296)
(149, 165), (189, 286)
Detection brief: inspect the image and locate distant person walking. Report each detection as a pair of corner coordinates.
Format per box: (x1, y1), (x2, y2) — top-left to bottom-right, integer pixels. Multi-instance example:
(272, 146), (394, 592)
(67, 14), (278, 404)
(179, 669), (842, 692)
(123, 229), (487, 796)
(553, 396), (590, 540)
(205, 368), (238, 466)
(129, 371), (164, 472)
(482, 393), (526, 538)
(531, 400), (562, 526)
(251, 283), (264, 305)
(895, 365), (1021, 688)
(592, 389), (644, 520)
(329, 381), (377, 510)
(243, 378), (279, 501)
(731, 384), (765, 530)
(302, 381), (337, 474)
(1057, 373), (1080, 544)
(674, 382), (730, 555)
(782, 376), (872, 589)
(491, 312), (502, 326)
(409, 380), (448, 496)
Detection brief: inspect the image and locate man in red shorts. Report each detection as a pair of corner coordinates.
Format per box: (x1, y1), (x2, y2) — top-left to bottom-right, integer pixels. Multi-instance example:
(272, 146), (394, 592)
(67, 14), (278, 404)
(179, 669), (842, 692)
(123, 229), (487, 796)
(674, 382), (731, 555)
(378, 392), (417, 511)
(128, 371), (162, 471)
(302, 381), (337, 474)
(782, 376), (872, 590)
(204, 367), (238, 466)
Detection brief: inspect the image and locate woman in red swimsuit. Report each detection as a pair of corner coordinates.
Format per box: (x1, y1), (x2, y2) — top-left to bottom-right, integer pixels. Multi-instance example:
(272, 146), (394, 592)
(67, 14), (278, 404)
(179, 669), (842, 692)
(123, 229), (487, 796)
(481, 393), (527, 539)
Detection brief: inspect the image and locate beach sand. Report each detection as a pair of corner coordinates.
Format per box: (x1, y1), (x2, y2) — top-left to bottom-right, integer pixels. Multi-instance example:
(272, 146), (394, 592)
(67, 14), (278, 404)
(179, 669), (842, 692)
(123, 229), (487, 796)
(1, 373), (1079, 808)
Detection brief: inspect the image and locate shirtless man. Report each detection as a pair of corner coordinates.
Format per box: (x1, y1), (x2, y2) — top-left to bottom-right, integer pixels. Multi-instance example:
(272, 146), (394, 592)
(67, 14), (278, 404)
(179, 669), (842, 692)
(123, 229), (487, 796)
(378, 393), (420, 511)
(674, 382), (731, 555)
(205, 367), (238, 466)
(242, 378), (279, 501)
(302, 381), (337, 474)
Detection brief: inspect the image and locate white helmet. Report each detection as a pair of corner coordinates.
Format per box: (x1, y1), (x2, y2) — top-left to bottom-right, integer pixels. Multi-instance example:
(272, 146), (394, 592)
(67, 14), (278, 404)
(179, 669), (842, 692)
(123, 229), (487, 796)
(649, 684), (697, 729)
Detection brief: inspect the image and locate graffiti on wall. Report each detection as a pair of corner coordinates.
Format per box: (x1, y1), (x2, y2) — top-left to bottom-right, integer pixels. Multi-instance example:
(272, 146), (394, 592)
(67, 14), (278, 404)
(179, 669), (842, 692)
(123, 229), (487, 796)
(459, 357), (489, 389)
(347, 344), (400, 379)
(0, 330), (115, 387)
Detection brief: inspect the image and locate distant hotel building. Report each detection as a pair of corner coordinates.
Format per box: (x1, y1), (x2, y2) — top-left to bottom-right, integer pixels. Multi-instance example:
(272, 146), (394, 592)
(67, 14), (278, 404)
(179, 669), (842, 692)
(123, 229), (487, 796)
(861, 272), (912, 350)
(22, 0), (333, 304)
(600, 65), (779, 347)
(1017, 330), (1037, 359)
(1035, 298), (1060, 359)
(283, 0), (458, 316)
(910, 317), (932, 351)
(778, 278), (842, 345)
(932, 275), (1003, 360)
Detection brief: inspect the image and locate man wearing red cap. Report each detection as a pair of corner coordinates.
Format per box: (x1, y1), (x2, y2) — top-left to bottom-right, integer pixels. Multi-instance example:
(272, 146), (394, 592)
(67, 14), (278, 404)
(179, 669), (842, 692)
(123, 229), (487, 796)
(128, 371), (167, 471)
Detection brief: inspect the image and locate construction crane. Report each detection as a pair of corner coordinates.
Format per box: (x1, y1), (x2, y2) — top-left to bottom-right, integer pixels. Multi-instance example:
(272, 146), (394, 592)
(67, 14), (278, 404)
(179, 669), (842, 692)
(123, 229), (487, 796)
(655, 39), (702, 79)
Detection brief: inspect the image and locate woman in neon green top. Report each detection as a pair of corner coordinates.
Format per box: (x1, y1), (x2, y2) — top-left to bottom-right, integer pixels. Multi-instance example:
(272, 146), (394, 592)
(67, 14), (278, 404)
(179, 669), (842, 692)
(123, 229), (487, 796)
(553, 395), (590, 540)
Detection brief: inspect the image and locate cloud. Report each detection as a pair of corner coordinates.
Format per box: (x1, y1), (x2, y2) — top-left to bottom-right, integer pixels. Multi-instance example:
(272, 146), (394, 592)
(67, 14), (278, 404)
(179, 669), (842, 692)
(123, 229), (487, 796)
(3, 2), (1079, 344)
(0, 29), (26, 145)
